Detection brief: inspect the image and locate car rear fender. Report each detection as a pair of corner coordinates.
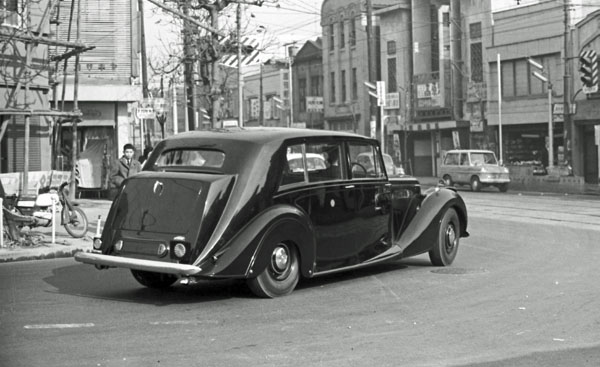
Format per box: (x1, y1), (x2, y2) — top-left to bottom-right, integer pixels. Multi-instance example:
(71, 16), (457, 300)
(394, 187), (468, 258)
(203, 204), (316, 279)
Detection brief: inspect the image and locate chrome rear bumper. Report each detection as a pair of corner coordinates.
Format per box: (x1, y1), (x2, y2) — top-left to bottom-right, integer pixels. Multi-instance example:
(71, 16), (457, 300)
(74, 252), (202, 276)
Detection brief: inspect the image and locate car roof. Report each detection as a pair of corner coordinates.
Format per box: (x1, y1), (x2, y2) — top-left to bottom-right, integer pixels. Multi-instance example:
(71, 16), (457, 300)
(165, 127), (372, 146)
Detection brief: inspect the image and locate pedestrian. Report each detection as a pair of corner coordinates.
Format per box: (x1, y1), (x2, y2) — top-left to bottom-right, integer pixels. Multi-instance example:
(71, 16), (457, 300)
(109, 143), (142, 199)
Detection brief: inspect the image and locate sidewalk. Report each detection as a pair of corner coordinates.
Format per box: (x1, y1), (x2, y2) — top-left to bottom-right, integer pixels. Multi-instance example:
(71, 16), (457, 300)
(0, 199), (112, 263)
(415, 176), (600, 196)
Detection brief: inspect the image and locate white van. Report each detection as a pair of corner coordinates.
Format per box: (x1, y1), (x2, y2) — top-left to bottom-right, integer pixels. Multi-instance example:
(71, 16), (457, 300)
(440, 150), (510, 192)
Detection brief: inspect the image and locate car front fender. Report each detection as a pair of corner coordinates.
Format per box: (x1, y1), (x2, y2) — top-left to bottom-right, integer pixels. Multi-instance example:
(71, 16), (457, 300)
(199, 204), (316, 279)
(394, 187), (468, 258)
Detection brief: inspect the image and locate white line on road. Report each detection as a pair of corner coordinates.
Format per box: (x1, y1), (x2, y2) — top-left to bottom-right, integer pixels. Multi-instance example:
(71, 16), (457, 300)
(24, 323), (95, 329)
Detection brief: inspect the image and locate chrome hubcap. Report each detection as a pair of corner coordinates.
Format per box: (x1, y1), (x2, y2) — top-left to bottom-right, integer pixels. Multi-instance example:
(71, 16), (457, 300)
(445, 225), (457, 254)
(271, 245), (290, 274)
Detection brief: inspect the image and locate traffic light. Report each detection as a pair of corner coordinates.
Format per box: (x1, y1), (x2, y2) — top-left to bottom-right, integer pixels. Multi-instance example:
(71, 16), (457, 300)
(579, 49), (598, 89)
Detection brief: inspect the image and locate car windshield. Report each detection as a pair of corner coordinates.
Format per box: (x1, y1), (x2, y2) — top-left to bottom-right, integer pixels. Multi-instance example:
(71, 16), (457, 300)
(471, 152), (497, 165)
(155, 149), (225, 168)
(382, 154), (394, 172)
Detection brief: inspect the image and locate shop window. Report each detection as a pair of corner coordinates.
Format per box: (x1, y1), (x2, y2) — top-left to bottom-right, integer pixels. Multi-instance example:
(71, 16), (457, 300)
(310, 76), (321, 97)
(298, 78), (307, 112)
(469, 22), (482, 39)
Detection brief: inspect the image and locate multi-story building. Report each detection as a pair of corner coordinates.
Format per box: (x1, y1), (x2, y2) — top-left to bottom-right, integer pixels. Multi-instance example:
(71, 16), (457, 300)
(1, 0), (54, 173)
(320, 0), (397, 136)
(486, 1), (599, 183)
(242, 63), (286, 127)
(378, 0), (472, 177)
(573, 9), (600, 184)
(292, 38), (324, 130)
(377, 0), (599, 182)
(55, 0), (141, 189)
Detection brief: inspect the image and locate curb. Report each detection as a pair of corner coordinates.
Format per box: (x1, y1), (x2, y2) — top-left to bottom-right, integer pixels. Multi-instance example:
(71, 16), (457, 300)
(0, 248), (90, 263)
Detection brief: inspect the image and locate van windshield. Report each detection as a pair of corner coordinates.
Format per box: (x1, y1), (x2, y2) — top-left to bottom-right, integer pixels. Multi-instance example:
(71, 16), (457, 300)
(471, 152), (497, 165)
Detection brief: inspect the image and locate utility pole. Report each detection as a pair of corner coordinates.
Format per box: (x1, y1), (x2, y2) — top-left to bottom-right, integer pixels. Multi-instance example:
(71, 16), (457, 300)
(138, 0), (150, 148)
(210, 5), (220, 129)
(183, 0), (197, 131)
(70, 0), (82, 199)
(259, 63), (264, 125)
(237, 3), (243, 127)
(563, 0), (572, 169)
(366, 0), (376, 136)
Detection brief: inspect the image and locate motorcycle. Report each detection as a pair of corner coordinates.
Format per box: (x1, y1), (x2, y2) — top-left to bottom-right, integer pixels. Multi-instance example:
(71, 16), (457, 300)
(4, 183), (89, 239)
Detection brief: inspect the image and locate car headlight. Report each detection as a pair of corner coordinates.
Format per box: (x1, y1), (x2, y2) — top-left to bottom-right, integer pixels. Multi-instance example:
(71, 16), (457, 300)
(114, 240), (123, 252)
(157, 243), (169, 257)
(93, 237), (102, 250)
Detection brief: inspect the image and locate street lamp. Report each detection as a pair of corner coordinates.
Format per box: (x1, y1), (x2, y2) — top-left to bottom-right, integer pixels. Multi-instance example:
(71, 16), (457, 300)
(528, 57), (554, 169)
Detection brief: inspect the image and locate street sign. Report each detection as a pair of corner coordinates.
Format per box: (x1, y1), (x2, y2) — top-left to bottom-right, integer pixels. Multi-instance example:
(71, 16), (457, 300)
(383, 92), (400, 110)
(306, 96), (324, 112)
(376, 81), (386, 107)
(136, 107), (155, 119)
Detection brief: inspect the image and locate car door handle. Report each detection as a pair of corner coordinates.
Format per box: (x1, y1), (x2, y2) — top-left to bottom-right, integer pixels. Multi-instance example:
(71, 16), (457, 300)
(344, 185), (355, 189)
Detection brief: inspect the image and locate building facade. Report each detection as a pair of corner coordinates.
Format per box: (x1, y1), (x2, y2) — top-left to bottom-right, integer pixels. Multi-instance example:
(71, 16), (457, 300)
(242, 63), (287, 127)
(292, 38), (324, 130)
(320, 0), (397, 136)
(1, 0), (53, 173)
(55, 0), (141, 189)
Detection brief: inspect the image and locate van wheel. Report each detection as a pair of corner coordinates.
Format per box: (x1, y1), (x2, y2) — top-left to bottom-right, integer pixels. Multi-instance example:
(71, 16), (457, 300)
(429, 208), (460, 266)
(131, 270), (177, 289)
(470, 176), (482, 192)
(247, 242), (300, 298)
(442, 175), (453, 186)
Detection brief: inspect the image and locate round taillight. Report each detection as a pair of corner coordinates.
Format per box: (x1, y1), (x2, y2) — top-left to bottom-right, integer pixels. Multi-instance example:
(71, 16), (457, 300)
(174, 243), (186, 258)
(93, 238), (102, 250)
(157, 243), (168, 257)
(114, 240), (123, 252)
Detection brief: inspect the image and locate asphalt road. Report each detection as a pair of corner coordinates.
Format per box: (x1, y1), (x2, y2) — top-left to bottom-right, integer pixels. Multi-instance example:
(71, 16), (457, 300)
(0, 191), (599, 367)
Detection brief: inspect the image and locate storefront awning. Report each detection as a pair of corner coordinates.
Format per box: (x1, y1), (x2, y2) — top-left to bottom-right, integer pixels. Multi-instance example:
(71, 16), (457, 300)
(393, 120), (470, 132)
(61, 120), (115, 127)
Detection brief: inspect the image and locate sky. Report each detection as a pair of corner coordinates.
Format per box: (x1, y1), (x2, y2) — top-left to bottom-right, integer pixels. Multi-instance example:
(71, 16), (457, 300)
(143, 0), (554, 75)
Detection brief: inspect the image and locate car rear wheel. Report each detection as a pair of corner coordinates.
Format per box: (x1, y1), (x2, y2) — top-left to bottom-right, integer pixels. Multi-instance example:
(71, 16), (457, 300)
(131, 270), (177, 289)
(247, 242), (300, 298)
(498, 183), (508, 192)
(442, 175), (453, 186)
(470, 176), (482, 192)
(429, 208), (460, 266)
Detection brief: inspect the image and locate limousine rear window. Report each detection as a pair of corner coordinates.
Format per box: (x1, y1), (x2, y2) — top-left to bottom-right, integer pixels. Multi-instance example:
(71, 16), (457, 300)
(155, 149), (225, 168)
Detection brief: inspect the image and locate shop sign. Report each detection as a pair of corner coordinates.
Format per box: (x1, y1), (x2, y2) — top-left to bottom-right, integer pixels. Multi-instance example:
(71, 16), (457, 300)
(136, 107), (155, 119)
(595, 125), (600, 146)
(384, 93), (400, 110)
(306, 96), (324, 112)
(470, 103), (484, 132)
(466, 82), (487, 102)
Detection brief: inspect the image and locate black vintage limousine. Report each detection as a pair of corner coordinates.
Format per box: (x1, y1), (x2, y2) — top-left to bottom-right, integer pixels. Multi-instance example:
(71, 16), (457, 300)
(75, 128), (469, 298)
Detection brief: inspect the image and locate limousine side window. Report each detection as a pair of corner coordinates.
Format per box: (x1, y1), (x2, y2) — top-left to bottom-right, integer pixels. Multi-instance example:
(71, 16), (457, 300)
(281, 144), (306, 186)
(347, 142), (384, 179)
(305, 142), (343, 182)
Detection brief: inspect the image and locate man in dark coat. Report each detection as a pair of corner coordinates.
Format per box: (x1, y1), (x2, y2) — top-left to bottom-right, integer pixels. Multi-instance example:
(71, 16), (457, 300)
(109, 144), (142, 195)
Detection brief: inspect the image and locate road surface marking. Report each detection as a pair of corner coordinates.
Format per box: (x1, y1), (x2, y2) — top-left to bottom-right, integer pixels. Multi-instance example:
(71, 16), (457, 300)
(24, 323), (95, 329)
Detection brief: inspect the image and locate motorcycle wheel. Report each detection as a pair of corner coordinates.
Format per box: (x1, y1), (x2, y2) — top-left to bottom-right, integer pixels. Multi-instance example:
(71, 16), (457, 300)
(62, 207), (88, 238)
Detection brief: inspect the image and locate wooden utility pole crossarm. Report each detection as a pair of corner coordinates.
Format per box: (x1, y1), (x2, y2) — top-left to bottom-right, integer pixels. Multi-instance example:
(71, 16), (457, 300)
(145, 0), (225, 37)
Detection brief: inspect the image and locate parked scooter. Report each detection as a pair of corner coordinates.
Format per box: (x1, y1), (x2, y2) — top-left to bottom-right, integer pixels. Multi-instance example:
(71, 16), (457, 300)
(7, 182), (89, 238)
